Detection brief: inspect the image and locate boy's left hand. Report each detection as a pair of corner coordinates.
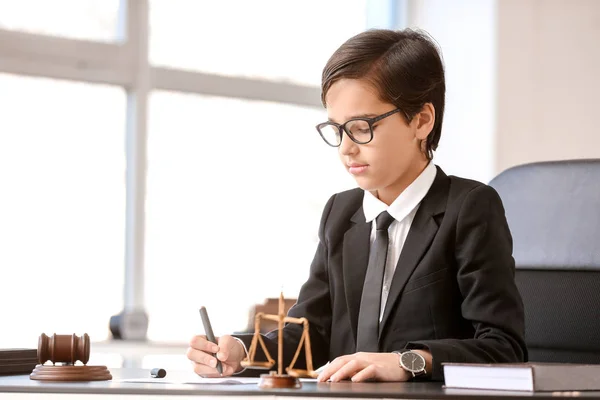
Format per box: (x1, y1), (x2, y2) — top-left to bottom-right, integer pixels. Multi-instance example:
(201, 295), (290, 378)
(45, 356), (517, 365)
(316, 352), (410, 382)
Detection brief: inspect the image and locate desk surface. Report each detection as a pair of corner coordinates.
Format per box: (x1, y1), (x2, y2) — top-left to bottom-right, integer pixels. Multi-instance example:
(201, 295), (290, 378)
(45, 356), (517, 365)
(1, 368), (600, 399)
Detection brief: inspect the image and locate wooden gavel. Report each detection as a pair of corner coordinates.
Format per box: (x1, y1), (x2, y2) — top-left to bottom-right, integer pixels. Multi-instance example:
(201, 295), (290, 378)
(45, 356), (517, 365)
(38, 333), (90, 365)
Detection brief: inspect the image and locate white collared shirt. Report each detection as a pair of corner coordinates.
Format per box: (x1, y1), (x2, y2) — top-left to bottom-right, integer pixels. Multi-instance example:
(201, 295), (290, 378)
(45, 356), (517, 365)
(362, 162), (437, 320)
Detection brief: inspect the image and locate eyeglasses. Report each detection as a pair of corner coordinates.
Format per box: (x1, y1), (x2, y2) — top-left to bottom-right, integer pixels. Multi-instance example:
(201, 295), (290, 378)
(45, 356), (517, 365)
(315, 108), (408, 147)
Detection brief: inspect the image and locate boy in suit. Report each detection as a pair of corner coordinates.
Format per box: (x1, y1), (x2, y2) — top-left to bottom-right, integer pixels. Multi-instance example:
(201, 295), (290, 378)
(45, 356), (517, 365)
(187, 28), (527, 382)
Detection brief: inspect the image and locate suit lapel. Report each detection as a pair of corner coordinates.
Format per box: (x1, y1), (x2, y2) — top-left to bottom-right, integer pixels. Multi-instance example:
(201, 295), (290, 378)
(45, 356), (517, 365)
(343, 206), (372, 345)
(379, 167), (450, 339)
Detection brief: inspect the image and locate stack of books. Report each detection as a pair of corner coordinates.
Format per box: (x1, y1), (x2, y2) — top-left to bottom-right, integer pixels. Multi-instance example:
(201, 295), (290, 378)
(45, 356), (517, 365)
(0, 349), (38, 375)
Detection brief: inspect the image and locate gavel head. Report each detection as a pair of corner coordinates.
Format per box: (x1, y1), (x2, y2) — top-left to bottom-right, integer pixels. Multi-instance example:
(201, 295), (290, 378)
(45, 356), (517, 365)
(38, 333), (90, 365)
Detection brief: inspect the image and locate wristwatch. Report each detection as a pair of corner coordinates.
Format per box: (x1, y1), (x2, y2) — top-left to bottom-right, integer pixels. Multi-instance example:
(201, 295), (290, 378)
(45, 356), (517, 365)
(392, 350), (427, 378)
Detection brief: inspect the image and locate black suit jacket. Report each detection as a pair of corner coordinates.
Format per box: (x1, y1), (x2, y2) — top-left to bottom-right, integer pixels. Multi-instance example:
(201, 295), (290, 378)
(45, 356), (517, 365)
(236, 166), (527, 381)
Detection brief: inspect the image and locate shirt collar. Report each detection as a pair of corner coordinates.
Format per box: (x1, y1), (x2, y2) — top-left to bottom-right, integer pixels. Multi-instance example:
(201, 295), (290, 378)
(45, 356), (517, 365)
(363, 162), (438, 224)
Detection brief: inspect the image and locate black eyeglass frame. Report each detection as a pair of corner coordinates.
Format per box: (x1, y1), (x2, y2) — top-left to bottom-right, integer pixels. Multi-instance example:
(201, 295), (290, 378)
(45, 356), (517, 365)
(315, 108), (410, 147)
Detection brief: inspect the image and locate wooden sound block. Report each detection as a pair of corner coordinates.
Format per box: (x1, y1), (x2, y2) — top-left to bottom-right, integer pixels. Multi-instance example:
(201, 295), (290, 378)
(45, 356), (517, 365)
(30, 365), (112, 381)
(258, 372), (301, 389)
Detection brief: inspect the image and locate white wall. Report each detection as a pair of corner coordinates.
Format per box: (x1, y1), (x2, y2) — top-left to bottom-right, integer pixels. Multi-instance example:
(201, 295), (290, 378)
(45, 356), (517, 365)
(496, 0), (600, 174)
(407, 0), (600, 181)
(407, 0), (497, 184)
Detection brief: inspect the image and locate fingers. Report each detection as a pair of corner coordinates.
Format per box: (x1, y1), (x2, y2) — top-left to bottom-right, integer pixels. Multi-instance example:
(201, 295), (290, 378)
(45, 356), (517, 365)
(188, 334), (246, 377)
(216, 335), (245, 363)
(191, 359), (240, 377)
(317, 355), (351, 382)
(318, 353), (408, 383)
(189, 335), (219, 353)
(221, 363), (239, 376)
(187, 335), (220, 369)
(192, 360), (216, 377)
(188, 335), (223, 376)
(329, 359), (365, 382)
(350, 364), (377, 382)
(186, 347), (219, 369)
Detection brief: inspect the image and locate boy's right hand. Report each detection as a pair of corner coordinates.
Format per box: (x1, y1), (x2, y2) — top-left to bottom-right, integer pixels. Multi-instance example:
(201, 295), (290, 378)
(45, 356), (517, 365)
(187, 334), (246, 377)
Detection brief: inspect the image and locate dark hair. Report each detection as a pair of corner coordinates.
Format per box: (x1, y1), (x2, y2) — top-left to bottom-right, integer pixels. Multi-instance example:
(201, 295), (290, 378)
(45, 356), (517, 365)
(321, 28), (445, 160)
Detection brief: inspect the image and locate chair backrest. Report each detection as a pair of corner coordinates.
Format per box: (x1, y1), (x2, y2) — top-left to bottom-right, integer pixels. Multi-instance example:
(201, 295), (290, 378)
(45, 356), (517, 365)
(489, 159), (600, 364)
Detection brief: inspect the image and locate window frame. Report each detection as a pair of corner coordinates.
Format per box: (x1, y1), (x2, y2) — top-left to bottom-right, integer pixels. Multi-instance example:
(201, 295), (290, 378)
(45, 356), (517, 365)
(0, 0), (398, 334)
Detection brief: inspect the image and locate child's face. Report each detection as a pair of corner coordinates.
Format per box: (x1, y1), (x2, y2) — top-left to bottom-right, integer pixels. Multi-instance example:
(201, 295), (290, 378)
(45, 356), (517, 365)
(325, 79), (430, 201)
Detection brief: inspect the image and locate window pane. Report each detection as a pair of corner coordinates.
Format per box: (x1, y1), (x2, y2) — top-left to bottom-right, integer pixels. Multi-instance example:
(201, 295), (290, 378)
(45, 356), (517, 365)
(0, 0), (120, 42)
(0, 74), (126, 347)
(149, 0), (368, 86)
(146, 91), (354, 341)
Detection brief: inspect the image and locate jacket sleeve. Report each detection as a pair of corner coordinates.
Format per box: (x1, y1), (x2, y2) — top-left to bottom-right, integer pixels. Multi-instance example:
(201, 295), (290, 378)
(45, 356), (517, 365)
(405, 185), (528, 381)
(233, 194), (336, 375)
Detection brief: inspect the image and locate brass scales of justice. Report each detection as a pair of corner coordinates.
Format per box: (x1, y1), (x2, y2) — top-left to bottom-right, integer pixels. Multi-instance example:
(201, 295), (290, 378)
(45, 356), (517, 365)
(241, 292), (318, 388)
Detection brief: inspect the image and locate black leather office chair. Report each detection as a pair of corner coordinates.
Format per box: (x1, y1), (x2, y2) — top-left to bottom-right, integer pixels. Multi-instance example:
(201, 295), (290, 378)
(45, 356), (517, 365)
(489, 159), (600, 364)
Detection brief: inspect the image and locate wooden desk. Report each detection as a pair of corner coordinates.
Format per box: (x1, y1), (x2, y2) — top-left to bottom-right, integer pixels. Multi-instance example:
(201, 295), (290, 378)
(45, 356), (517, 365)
(1, 368), (600, 399)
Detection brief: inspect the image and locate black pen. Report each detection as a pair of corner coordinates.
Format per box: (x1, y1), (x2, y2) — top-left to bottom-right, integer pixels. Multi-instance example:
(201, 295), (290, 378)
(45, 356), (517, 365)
(199, 306), (223, 375)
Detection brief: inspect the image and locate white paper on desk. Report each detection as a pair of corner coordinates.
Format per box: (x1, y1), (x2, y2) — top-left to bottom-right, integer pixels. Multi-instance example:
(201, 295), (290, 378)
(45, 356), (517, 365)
(122, 376), (318, 385)
(121, 377), (260, 385)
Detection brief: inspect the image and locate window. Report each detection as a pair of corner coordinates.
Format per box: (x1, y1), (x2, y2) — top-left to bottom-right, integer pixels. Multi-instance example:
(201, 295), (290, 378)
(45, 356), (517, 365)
(145, 91), (355, 341)
(0, 74), (126, 347)
(0, 0), (121, 42)
(149, 0), (368, 86)
(0, 1), (375, 353)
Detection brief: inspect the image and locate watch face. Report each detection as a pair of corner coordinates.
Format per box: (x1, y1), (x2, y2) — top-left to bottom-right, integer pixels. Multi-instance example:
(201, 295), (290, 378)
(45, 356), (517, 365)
(400, 351), (426, 372)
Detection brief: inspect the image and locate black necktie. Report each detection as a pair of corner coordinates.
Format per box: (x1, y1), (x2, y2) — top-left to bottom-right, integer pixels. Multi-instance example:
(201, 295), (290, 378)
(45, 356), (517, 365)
(356, 211), (395, 352)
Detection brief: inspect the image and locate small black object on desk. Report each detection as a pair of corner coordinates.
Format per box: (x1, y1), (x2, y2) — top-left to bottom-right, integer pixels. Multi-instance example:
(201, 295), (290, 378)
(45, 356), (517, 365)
(150, 368), (166, 378)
